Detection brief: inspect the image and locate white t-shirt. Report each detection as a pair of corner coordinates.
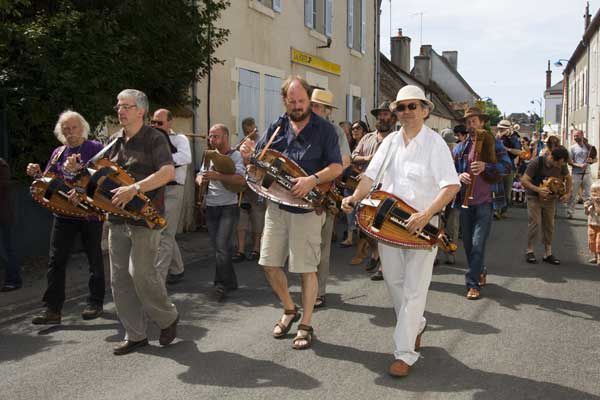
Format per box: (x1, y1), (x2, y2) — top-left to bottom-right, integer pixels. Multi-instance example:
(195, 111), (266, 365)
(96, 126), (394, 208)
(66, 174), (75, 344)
(364, 125), (460, 213)
(168, 132), (192, 185)
(200, 150), (245, 207)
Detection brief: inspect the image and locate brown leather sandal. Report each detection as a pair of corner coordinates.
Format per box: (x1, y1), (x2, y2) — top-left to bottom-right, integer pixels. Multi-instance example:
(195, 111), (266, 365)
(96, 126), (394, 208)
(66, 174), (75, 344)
(292, 324), (314, 350)
(272, 306), (301, 339)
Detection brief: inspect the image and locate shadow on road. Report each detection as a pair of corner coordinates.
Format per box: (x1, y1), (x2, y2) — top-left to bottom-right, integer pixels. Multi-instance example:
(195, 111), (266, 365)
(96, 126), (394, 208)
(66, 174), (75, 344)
(313, 341), (599, 399)
(430, 281), (600, 321)
(141, 339), (321, 390)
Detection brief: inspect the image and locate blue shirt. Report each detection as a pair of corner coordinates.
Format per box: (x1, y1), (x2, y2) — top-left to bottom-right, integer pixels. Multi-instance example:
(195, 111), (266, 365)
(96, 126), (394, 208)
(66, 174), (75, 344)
(255, 112), (342, 212)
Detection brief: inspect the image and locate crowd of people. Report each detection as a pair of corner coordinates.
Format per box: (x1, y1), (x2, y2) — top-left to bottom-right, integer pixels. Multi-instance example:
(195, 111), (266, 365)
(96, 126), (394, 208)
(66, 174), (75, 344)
(0, 77), (597, 377)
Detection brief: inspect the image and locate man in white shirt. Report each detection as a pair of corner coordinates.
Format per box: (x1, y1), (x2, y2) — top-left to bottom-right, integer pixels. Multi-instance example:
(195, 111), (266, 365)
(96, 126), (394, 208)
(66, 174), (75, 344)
(568, 130), (597, 218)
(151, 109), (192, 284)
(342, 86), (460, 377)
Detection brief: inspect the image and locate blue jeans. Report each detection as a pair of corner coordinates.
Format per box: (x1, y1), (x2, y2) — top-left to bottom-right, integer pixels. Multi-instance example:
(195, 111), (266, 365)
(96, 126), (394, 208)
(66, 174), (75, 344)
(206, 205), (240, 290)
(460, 203), (493, 290)
(1, 223), (21, 287)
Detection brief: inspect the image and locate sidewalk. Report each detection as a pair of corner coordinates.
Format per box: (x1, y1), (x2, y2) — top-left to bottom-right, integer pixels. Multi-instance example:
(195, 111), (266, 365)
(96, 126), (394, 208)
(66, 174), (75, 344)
(0, 230), (214, 323)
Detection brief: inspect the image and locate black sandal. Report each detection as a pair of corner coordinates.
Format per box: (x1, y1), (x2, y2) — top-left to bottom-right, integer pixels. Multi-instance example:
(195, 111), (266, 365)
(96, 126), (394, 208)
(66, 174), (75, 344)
(543, 255), (561, 265)
(232, 252), (245, 263)
(525, 252), (537, 264)
(314, 295), (326, 309)
(272, 306), (301, 339)
(247, 251), (260, 261)
(292, 324), (314, 350)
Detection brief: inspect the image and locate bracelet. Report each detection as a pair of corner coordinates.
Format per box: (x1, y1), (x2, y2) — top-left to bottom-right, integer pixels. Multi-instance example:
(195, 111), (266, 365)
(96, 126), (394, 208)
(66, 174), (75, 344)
(313, 174), (320, 184)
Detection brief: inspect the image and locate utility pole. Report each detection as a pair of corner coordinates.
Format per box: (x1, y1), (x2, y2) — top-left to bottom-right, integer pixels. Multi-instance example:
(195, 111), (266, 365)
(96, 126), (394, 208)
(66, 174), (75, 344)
(411, 12), (424, 47)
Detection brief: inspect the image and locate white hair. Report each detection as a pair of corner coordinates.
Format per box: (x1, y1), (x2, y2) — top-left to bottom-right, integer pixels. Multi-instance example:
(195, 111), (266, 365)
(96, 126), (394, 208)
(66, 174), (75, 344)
(117, 89), (149, 115)
(53, 110), (90, 144)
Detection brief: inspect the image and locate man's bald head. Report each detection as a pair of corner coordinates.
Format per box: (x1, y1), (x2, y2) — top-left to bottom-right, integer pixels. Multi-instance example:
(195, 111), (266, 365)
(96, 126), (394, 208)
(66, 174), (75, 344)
(152, 108), (173, 131)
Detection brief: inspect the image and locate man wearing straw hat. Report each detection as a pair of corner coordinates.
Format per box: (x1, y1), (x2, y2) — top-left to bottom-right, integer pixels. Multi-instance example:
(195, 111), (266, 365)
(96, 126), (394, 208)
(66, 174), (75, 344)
(310, 88), (351, 309)
(342, 85), (460, 377)
(496, 119), (522, 218)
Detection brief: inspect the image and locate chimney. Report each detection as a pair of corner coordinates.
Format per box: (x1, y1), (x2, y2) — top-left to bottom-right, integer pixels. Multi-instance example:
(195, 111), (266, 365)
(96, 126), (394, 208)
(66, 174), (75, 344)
(546, 60), (552, 90)
(585, 1), (591, 31)
(442, 51), (458, 70)
(420, 44), (432, 56)
(412, 55), (431, 85)
(390, 28), (411, 73)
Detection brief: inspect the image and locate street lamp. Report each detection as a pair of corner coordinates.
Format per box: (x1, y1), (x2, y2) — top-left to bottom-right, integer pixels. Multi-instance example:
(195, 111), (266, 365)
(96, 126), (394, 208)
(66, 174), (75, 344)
(530, 98), (543, 131)
(553, 59), (569, 68)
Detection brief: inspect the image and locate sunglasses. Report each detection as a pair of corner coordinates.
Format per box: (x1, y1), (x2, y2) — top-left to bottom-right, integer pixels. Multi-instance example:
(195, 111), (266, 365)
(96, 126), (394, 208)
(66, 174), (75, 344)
(150, 120), (164, 126)
(395, 102), (419, 112)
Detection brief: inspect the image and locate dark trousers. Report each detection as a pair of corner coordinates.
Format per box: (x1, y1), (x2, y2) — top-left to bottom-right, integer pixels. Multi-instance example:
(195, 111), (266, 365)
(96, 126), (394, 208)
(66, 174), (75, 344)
(1, 223), (21, 287)
(43, 217), (105, 312)
(460, 203), (493, 290)
(206, 205), (240, 290)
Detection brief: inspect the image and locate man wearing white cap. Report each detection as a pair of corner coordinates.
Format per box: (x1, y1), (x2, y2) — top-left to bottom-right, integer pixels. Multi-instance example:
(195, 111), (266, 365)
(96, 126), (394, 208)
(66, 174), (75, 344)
(341, 85), (460, 377)
(310, 88), (351, 308)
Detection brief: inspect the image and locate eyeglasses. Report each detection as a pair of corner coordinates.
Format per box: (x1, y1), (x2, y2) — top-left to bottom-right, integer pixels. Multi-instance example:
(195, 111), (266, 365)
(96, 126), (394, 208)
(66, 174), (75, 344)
(208, 134), (224, 139)
(351, 126), (361, 131)
(150, 120), (164, 126)
(113, 104), (137, 112)
(395, 102), (419, 112)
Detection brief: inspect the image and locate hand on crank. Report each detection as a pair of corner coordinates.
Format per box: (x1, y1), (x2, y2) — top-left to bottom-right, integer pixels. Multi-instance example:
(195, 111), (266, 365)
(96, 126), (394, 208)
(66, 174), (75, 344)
(64, 154), (82, 174)
(202, 170), (222, 181)
(240, 140), (256, 162)
(26, 163), (41, 178)
(405, 210), (433, 235)
(458, 172), (471, 185)
(290, 175), (317, 198)
(470, 161), (486, 175)
(67, 189), (81, 205)
(110, 185), (137, 208)
(341, 195), (357, 214)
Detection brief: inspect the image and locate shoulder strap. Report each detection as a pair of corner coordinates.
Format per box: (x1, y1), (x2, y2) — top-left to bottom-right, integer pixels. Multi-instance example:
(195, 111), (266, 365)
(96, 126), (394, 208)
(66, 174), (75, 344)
(49, 145), (67, 167)
(369, 132), (400, 193)
(88, 136), (120, 165)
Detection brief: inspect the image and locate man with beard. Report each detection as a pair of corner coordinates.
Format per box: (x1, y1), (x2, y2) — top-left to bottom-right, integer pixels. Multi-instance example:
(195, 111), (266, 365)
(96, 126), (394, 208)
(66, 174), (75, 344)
(568, 130), (597, 218)
(240, 76), (342, 350)
(349, 101), (397, 280)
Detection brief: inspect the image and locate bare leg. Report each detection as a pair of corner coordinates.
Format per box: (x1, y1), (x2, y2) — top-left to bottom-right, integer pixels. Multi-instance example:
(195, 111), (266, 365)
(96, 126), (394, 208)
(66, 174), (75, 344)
(263, 266), (296, 335)
(252, 232), (262, 253)
(236, 228), (246, 254)
(295, 272), (318, 347)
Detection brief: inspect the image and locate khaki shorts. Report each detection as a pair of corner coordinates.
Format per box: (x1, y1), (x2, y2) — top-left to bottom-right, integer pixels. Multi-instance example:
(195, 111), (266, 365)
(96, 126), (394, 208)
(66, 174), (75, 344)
(259, 201), (326, 273)
(238, 199), (266, 233)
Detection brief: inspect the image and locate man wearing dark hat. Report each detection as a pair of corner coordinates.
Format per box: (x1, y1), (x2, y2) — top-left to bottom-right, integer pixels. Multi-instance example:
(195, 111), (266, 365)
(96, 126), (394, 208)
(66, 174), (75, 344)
(349, 100), (397, 279)
(452, 106), (512, 300)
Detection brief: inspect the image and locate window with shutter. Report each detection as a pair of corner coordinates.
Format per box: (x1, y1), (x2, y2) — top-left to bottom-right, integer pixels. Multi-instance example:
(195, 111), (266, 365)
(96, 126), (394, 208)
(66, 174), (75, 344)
(347, 0), (354, 49)
(238, 69), (260, 139)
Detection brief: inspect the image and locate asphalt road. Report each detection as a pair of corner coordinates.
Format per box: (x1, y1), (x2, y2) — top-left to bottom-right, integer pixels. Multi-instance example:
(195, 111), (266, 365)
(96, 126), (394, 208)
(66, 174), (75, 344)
(1, 205), (599, 400)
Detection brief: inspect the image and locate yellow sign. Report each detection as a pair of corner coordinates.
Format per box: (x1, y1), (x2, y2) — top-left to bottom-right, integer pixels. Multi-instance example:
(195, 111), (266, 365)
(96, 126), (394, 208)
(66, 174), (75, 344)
(291, 48), (341, 76)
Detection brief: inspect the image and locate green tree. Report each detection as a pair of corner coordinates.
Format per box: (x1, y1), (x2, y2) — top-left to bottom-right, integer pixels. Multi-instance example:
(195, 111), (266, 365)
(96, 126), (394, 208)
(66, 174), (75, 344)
(0, 0), (229, 180)
(475, 98), (502, 127)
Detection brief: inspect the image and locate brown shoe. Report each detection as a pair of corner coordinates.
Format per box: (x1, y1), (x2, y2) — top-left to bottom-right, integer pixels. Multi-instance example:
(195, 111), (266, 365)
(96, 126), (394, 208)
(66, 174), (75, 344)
(466, 288), (481, 300)
(159, 315), (179, 346)
(414, 324), (427, 351)
(478, 273), (487, 287)
(32, 309), (61, 325)
(113, 339), (149, 355)
(81, 304), (103, 320)
(389, 360), (410, 377)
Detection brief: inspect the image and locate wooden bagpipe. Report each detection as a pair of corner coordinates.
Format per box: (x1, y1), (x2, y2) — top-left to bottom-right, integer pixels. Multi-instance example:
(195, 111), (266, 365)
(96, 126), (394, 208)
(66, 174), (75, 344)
(30, 173), (103, 219)
(356, 190), (457, 253)
(540, 177), (567, 199)
(74, 158), (166, 229)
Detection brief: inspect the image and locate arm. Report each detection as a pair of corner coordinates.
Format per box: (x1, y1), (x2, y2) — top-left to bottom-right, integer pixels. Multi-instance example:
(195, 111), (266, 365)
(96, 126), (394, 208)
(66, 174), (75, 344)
(480, 139), (512, 181)
(520, 173), (550, 198)
(171, 135), (192, 166)
(111, 164), (176, 208)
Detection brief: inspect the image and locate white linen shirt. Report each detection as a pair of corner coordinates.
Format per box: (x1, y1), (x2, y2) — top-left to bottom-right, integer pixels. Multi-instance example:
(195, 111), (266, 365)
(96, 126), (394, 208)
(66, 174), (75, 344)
(364, 124), (460, 213)
(168, 131), (192, 185)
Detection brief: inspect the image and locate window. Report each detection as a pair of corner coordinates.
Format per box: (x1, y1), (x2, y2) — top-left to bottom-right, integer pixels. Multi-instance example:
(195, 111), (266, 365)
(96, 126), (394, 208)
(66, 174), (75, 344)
(347, 0), (366, 52)
(305, 0), (333, 37)
(265, 75), (282, 129)
(257, 0), (281, 12)
(555, 104), (562, 123)
(346, 94), (366, 123)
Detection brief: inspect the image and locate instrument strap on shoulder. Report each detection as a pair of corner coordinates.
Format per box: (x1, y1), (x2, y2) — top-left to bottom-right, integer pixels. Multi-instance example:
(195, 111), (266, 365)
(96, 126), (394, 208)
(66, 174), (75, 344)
(369, 131), (400, 195)
(88, 136), (121, 165)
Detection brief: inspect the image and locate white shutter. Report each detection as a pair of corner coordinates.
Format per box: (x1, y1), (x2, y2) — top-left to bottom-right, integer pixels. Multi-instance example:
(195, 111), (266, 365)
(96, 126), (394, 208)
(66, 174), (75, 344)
(346, 94), (353, 121)
(360, 97), (366, 123)
(273, 0), (281, 12)
(360, 0), (366, 53)
(304, 0), (314, 29)
(325, 0), (333, 37)
(238, 69), (260, 140)
(347, 0), (354, 49)
(265, 75), (283, 131)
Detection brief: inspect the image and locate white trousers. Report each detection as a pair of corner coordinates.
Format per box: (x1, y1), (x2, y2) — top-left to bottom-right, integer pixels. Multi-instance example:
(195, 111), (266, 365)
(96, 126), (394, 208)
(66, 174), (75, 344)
(379, 243), (437, 365)
(156, 184), (185, 280)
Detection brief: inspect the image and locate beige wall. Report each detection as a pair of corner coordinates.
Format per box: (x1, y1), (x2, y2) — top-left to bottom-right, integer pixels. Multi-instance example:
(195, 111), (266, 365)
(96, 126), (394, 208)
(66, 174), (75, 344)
(190, 0), (376, 163)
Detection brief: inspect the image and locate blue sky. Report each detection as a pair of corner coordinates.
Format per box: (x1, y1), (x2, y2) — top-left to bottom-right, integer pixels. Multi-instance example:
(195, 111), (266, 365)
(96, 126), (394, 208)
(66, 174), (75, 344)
(379, 0), (595, 116)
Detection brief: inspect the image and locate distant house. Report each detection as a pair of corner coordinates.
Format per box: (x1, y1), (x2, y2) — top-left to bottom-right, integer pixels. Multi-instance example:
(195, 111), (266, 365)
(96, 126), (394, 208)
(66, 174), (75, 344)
(544, 76), (563, 133)
(378, 30), (469, 131)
